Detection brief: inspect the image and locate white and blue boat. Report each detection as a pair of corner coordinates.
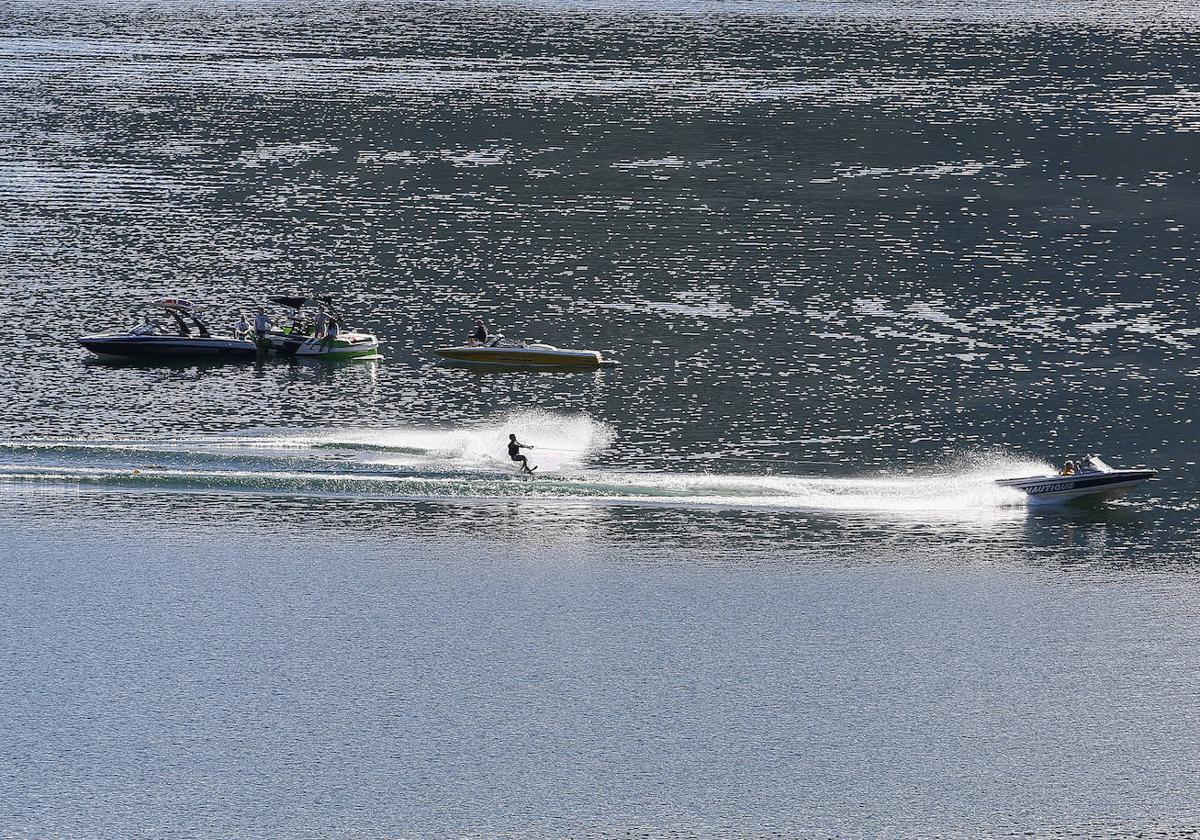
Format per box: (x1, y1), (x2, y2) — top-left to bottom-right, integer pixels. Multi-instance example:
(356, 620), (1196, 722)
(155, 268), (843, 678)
(996, 455), (1156, 504)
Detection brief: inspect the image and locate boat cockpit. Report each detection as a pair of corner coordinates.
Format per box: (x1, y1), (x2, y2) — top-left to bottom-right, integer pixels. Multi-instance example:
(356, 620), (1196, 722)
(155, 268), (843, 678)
(1060, 454), (1115, 476)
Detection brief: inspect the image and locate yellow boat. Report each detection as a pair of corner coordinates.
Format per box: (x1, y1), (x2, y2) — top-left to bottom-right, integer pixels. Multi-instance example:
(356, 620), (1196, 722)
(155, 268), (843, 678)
(436, 337), (616, 368)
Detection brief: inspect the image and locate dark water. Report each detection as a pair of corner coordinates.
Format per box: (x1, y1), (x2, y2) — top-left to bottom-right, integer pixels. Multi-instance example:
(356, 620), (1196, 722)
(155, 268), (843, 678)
(2, 0), (1199, 835)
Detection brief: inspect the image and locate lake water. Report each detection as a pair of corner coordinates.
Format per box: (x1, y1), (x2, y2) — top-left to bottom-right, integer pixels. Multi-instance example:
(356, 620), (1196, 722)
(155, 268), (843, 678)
(2, 0), (1199, 835)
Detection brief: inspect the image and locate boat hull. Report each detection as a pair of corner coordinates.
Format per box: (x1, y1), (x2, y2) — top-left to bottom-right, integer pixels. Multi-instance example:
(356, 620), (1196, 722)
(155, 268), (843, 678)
(436, 346), (609, 368)
(79, 335), (258, 361)
(996, 469), (1156, 504)
(261, 331), (380, 359)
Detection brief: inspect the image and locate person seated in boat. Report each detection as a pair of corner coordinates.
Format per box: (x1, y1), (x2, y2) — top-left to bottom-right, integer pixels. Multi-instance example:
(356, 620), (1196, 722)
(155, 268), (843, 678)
(469, 318), (489, 346)
(131, 316), (158, 336)
(326, 317), (341, 341)
(253, 307), (272, 340)
(233, 313), (251, 340)
(1059, 459), (1077, 476)
(508, 434), (535, 474)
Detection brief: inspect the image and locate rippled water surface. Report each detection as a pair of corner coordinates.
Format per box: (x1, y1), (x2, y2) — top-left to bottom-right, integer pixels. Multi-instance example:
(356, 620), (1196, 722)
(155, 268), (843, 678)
(2, 0), (1199, 836)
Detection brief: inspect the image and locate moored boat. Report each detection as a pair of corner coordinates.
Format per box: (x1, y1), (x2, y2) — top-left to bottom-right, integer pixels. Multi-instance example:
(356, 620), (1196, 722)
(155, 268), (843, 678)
(259, 295), (380, 360)
(996, 455), (1156, 504)
(79, 298), (258, 362)
(436, 336), (616, 368)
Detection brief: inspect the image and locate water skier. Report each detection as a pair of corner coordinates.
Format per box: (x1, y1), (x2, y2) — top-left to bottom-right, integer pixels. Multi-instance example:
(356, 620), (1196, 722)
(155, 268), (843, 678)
(508, 434), (536, 474)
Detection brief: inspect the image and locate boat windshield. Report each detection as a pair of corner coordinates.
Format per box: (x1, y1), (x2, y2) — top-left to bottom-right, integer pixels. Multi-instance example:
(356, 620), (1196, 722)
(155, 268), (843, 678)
(1079, 455), (1114, 473)
(486, 335), (525, 348)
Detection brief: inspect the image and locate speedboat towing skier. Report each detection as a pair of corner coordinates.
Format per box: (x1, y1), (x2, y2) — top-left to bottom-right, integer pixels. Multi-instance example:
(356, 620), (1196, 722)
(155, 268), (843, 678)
(995, 454), (1156, 504)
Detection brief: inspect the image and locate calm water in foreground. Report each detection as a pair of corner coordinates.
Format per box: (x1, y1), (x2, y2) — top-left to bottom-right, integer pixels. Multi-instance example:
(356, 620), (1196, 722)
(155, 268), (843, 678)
(2, 0), (1200, 835)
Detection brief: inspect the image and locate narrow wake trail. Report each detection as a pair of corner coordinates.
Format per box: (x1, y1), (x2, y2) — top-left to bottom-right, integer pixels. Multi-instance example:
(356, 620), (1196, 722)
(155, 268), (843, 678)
(0, 412), (1046, 513)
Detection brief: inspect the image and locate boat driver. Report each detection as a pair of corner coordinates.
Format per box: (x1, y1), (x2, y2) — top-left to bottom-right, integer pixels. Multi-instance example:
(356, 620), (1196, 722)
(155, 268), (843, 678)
(470, 319), (489, 346)
(1059, 460), (1077, 476)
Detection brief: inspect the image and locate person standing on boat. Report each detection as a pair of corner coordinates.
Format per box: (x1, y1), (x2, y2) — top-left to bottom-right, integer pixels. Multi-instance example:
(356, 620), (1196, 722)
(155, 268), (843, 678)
(313, 308), (330, 339)
(508, 434), (535, 474)
(253, 307), (272, 341)
(471, 318), (489, 346)
(326, 317), (341, 341)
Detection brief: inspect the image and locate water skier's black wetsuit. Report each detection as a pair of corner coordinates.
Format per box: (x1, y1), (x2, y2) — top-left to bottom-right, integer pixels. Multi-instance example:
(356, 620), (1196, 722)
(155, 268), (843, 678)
(508, 439), (531, 472)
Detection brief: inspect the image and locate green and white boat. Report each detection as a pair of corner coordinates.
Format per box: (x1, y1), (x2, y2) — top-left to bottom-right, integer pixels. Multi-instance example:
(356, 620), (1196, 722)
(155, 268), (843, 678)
(259, 295), (381, 360)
